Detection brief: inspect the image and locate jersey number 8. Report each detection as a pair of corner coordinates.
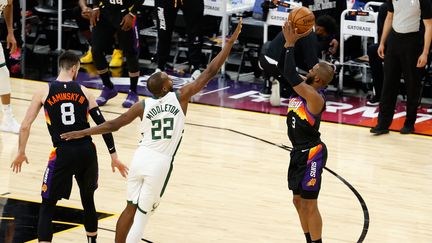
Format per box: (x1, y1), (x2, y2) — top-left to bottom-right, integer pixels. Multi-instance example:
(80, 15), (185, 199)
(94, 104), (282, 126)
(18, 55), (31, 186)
(61, 102), (75, 125)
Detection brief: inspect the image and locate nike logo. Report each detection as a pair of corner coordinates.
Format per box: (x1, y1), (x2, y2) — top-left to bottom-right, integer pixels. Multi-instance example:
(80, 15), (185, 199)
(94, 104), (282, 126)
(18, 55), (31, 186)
(109, 147), (115, 151)
(301, 149), (309, 153)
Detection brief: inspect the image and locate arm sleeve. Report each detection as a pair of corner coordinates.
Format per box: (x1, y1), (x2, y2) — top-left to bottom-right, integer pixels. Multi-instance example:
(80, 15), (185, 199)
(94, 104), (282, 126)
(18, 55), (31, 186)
(279, 47), (304, 87)
(89, 107), (116, 154)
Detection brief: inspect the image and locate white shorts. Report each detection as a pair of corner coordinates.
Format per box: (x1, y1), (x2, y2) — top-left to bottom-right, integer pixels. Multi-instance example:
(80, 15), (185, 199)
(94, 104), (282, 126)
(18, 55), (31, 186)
(127, 146), (173, 214)
(0, 44), (10, 95)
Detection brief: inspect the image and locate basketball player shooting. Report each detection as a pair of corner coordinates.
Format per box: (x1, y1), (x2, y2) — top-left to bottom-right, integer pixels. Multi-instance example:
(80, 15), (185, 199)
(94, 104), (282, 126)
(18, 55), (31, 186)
(280, 19), (334, 243)
(60, 19), (242, 243)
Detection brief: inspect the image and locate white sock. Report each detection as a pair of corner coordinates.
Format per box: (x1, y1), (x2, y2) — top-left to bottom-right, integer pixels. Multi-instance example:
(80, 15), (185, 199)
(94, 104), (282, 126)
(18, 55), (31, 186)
(126, 210), (150, 243)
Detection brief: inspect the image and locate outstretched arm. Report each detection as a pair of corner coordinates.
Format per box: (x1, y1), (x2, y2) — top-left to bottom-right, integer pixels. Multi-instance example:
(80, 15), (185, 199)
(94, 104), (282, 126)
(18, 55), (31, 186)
(177, 19), (243, 113)
(61, 101), (144, 140)
(281, 20), (324, 115)
(11, 90), (44, 173)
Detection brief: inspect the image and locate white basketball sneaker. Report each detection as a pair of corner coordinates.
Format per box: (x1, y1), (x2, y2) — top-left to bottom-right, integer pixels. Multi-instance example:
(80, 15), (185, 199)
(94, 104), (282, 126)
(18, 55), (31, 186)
(270, 79), (281, 106)
(1, 113), (20, 134)
(191, 69), (201, 81)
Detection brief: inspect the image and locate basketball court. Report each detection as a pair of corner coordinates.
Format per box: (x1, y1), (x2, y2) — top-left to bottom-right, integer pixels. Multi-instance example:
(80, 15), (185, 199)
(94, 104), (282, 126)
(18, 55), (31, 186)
(1, 78), (431, 242)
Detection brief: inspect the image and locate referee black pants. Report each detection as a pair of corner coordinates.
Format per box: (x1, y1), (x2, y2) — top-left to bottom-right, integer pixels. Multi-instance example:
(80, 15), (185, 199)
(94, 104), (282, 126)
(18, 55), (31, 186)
(367, 43), (383, 100)
(378, 30), (423, 129)
(155, 0), (204, 70)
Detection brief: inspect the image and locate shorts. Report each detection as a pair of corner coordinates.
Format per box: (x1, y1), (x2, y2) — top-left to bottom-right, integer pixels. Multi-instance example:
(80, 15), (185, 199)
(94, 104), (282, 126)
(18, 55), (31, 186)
(288, 143), (327, 199)
(0, 44), (10, 96)
(127, 146), (173, 214)
(41, 141), (98, 200)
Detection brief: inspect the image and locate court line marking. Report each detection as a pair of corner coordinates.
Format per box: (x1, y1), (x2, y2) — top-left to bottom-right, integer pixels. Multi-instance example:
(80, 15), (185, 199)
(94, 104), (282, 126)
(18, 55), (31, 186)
(10, 94), (370, 242)
(0, 195), (116, 243)
(198, 86), (231, 96)
(186, 122), (370, 243)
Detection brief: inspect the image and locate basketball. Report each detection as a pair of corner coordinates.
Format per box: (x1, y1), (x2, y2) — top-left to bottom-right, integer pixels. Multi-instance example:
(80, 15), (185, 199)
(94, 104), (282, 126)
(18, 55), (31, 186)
(288, 6), (315, 34)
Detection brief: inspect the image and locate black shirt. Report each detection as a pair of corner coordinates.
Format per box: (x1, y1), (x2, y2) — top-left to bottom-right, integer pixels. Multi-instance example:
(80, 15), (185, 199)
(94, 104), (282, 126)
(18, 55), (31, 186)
(287, 92), (324, 148)
(43, 81), (91, 146)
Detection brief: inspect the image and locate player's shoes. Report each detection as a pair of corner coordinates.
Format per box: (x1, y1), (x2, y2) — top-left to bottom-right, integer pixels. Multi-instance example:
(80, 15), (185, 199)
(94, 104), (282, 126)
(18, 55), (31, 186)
(370, 126), (389, 135)
(80, 48), (93, 64)
(109, 49), (123, 68)
(270, 80), (281, 106)
(1, 114), (20, 134)
(122, 90), (139, 108)
(400, 125), (414, 134)
(96, 87), (118, 106)
(191, 69), (201, 81)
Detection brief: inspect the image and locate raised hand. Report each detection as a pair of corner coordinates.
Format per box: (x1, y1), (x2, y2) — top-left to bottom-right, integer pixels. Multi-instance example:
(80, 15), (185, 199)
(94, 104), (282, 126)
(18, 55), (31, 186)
(228, 18), (243, 43)
(282, 20), (312, 48)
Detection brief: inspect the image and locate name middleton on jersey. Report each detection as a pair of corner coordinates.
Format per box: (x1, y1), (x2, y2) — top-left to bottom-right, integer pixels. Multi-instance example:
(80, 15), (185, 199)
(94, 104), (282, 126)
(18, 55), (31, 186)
(145, 104), (180, 120)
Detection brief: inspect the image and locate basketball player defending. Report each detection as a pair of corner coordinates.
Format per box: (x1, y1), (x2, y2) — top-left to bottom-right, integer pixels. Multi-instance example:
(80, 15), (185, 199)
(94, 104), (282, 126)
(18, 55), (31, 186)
(280, 20), (334, 243)
(60, 20), (242, 243)
(11, 52), (128, 243)
(0, 0), (19, 133)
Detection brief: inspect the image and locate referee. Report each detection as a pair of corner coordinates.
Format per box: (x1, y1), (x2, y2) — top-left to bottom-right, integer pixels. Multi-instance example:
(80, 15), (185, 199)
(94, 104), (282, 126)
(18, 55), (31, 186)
(371, 0), (432, 135)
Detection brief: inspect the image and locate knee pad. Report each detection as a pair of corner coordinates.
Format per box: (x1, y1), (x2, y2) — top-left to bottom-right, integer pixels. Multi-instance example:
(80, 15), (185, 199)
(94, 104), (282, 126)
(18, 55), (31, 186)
(0, 67), (11, 95)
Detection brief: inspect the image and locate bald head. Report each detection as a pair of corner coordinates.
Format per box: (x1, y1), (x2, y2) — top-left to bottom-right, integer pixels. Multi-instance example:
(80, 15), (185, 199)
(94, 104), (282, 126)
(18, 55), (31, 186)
(316, 62), (335, 86)
(147, 72), (170, 97)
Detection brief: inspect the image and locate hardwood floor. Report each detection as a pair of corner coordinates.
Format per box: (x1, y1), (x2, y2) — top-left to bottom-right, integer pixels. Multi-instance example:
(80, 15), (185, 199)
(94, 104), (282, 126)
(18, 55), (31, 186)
(1, 78), (431, 242)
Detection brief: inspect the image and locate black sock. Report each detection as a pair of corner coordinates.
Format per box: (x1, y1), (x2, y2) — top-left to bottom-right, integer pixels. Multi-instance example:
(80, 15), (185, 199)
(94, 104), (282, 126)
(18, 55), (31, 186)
(100, 72), (113, 89)
(311, 239), (322, 243)
(305, 232), (312, 243)
(87, 235), (97, 243)
(130, 76), (138, 93)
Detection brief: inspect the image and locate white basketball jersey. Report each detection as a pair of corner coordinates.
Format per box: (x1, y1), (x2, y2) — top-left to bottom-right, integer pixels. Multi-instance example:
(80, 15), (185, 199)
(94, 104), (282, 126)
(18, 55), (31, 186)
(139, 92), (185, 157)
